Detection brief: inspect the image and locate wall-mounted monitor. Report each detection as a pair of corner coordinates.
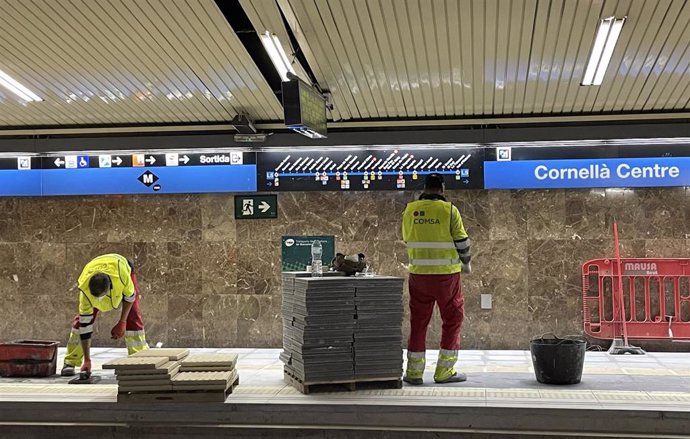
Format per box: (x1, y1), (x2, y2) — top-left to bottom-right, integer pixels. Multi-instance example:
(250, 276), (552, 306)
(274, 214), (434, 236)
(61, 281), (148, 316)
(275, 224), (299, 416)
(282, 78), (327, 139)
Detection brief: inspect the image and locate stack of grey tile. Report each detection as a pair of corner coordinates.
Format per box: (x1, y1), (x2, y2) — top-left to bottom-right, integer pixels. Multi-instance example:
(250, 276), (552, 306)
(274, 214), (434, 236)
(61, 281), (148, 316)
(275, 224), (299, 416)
(353, 276), (405, 380)
(281, 273), (356, 382)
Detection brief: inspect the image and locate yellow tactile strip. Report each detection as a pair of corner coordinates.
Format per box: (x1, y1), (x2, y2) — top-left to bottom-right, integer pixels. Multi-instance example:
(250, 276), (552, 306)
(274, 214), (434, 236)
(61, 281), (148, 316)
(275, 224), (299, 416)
(0, 383), (688, 408)
(103, 357), (167, 369)
(180, 354), (238, 368)
(130, 348), (190, 360)
(413, 365), (690, 377)
(0, 383), (117, 395)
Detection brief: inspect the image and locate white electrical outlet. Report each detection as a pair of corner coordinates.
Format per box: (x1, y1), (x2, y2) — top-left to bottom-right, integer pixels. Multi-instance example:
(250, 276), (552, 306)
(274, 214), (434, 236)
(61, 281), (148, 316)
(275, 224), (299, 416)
(480, 294), (492, 309)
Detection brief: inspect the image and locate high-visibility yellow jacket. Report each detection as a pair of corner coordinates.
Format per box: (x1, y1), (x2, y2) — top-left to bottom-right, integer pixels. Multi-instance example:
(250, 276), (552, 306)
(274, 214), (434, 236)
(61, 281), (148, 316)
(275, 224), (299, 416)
(402, 195), (471, 274)
(78, 253), (135, 315)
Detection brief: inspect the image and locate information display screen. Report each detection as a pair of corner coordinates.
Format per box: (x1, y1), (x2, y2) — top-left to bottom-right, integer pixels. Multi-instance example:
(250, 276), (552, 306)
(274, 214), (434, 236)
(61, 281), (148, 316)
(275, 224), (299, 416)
(257, 146), (484, 191)
(282, 79), (327, 138)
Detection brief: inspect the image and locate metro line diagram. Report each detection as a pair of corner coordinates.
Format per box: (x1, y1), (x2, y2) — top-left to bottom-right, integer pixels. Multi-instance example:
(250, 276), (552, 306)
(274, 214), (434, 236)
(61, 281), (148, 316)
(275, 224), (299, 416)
(257, 147), (484, 191)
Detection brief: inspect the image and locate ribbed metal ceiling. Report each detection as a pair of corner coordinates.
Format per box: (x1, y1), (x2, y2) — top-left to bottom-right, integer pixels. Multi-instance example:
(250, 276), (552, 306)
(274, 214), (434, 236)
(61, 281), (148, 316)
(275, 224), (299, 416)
(0, 0), (283, 127)
(274, 0), (690, 121)
(1, 0), (690, 130)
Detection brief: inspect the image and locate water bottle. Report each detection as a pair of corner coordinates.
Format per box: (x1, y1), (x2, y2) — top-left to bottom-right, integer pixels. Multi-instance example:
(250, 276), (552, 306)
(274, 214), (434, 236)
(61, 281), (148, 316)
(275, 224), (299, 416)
(311, 240), (323, 277)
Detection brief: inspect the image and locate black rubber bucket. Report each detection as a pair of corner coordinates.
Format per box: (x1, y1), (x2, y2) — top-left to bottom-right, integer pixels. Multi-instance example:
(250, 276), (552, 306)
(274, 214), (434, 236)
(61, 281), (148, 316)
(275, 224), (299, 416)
(530, 335), (586, 385)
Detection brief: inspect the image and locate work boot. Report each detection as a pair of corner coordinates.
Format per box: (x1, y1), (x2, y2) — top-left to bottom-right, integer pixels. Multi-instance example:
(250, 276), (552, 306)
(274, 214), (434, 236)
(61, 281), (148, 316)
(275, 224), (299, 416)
(403, 375), (423, 386)
(61, 364), (76, 377)
(404, 351), (426, 386)
(434, 371), (467, 384)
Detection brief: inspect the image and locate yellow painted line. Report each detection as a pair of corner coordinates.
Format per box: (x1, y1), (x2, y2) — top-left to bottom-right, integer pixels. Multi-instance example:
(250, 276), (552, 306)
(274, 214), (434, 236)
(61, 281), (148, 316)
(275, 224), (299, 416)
(594, 391), (652, 401)
(276, 387), (302, 396)
(433, 388), (486, 398)
(669, 368), (690, 376)
(487, 389), (541, 399)
(646, 392), (690, 402)
(0, 384), (117, 395)
(538, 390), (597, 400)
(232, 386), (282, 396)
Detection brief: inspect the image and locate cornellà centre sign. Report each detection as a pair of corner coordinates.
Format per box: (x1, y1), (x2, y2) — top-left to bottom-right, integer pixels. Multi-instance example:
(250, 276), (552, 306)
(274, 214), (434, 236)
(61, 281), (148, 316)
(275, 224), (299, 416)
(484, 157), (690, 189)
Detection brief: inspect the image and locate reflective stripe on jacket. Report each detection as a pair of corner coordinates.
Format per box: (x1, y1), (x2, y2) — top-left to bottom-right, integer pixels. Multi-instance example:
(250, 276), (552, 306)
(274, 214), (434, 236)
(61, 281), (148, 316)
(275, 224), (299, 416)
(402, 198), (469, 274)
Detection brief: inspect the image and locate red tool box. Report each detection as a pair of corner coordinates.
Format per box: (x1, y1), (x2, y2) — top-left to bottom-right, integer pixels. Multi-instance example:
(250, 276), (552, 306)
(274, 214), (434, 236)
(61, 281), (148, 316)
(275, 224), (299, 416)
(0, 340), (59, 377)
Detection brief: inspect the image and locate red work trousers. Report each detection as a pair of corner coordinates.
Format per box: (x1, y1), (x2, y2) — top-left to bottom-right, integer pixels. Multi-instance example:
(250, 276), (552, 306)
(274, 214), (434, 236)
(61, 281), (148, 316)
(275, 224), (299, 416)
(70, 272), (145, 332)
(408, 272), (464, 352)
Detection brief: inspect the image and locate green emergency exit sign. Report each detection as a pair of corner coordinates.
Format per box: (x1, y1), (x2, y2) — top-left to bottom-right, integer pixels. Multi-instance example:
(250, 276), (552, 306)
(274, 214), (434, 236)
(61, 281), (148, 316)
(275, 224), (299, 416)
(234, 195), (278, 219)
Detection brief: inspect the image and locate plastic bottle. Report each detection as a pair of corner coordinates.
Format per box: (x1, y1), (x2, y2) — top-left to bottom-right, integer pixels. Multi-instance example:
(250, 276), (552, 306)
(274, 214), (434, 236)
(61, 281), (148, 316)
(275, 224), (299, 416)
(311, 240), (323, 277)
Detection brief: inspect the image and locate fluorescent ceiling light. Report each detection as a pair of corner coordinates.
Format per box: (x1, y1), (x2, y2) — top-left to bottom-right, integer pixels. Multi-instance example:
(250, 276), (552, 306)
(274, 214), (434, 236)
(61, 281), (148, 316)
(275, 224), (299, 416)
(0, 70), (43, 102)
(582, 17), (625, 86)
(259, 31), (295, 81)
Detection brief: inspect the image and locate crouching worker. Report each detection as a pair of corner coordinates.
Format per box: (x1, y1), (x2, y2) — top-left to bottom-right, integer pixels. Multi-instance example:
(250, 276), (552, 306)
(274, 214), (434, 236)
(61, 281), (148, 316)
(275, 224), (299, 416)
(61, 253), (149, 376)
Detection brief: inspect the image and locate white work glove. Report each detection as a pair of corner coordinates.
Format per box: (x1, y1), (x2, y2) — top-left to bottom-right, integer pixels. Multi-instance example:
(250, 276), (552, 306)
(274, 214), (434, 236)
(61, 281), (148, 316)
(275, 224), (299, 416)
(461, 261), (472, 274)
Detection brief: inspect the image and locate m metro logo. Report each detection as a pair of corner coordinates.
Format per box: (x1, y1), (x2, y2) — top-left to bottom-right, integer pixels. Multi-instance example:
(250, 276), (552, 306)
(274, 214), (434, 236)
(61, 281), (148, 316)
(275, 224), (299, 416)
(413, 210), (440, 224)
(138, 171), (159, 187)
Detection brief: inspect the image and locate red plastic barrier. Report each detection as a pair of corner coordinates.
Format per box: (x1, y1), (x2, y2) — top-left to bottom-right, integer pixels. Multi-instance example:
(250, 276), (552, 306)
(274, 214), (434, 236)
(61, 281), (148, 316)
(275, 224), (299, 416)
(582, 258), (690, 340)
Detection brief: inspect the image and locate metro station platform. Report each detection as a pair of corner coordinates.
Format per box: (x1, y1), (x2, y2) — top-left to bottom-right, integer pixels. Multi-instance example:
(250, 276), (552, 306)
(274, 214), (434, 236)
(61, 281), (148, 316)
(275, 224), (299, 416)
(0, 348), (688, 438)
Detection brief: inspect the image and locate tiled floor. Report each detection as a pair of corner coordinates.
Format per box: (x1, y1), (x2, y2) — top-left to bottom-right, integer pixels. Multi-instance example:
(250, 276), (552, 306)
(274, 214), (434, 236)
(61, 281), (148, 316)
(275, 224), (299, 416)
(0, 348), (688, 411)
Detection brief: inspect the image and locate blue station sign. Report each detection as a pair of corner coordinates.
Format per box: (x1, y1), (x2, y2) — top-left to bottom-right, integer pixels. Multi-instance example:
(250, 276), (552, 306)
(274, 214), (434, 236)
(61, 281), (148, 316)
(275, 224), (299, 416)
(0, 152), (257, 197)
(484, 157), (690, 189)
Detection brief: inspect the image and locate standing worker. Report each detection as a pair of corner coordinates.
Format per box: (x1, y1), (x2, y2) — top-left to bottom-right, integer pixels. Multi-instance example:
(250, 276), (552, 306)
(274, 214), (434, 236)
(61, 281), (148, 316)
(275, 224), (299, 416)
(401, 173), (471, 385)
(61, 254), (149, 376)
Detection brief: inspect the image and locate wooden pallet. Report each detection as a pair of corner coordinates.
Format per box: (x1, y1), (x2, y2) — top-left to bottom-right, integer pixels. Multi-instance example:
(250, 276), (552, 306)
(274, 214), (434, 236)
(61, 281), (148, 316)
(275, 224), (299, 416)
(284, 370), (402, 395)
(117, 377), (239, 403)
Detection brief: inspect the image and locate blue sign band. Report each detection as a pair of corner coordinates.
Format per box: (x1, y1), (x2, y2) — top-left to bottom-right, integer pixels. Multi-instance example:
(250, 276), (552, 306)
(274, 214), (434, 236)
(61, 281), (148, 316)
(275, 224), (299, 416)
(0, 171), (42, 196)
(484, 157), (690, 189)
(6, 165), (257, 196)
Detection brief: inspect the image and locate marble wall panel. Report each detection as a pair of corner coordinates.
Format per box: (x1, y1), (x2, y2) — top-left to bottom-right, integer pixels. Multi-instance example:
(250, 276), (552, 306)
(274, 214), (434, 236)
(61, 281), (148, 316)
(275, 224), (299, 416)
(2, 187), (688, 349)
(107, 195), (203, 242)
(0, 295), (23, 340)
(0, 198), (21, 242)
(136, 290), (169, 347)
(488, 191), (527, 240)
(460, 314), (493, 349)
(18, 198), (68, 242)
(523, 190), (567, 240)
(600, 188), (645, 240)
(235, 239), (281, 295)
(203, 294), (239, 347)
(446, 190), (492, 241)
(200, 241), (238, 295)
(60, 197), (112, 243)
(635, 188), (687, 239)
(26, 243), (70, 296)
(644, 239), (689, 258)
(0, 242), (31, 283)
(236, 295), (280, 347)
(280, 192), (343, 238)
(200, 194), (236, 242)
(7, 294), (74, 342)
(527, 239), (568, 297)
(565, 189), (609, 240)
(132, 241), (202, 297)
(167, 294), (206, 346)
